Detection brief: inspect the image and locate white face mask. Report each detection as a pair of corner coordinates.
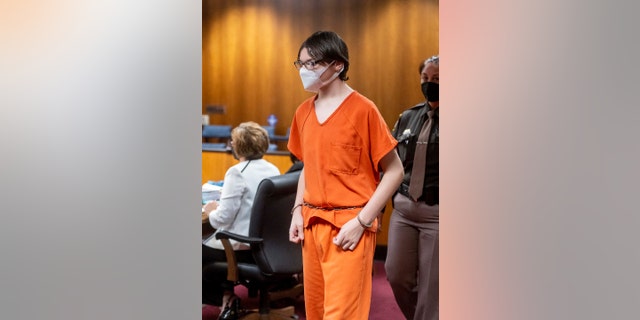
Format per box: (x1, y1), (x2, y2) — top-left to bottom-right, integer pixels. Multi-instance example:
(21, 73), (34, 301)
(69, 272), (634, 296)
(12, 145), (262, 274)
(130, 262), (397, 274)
(299, 61), (342, 92)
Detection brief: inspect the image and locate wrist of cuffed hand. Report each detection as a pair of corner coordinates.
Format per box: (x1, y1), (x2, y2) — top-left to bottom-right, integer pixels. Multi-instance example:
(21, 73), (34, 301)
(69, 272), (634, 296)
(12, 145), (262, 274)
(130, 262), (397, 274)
(291, 203), (303, 215)
(356, 214), (373, 228)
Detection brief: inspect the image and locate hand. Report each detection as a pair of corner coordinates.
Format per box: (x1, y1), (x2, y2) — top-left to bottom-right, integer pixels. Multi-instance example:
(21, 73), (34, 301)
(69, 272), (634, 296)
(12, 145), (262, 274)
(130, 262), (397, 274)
(289, 210), (304, 243)
(203, 201), (218, 215)
(333, 217), (365, 251)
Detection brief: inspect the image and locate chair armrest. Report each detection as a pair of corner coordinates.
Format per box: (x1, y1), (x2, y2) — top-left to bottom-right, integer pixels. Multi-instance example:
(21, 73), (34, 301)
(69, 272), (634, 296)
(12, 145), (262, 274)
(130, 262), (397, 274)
(214, 231), (263, 282)
(215, 230), (264, 245)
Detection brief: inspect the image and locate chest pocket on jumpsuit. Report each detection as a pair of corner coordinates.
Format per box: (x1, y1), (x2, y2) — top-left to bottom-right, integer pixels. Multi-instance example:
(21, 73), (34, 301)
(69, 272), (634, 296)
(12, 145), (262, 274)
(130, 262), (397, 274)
(329, 142), (361, 175)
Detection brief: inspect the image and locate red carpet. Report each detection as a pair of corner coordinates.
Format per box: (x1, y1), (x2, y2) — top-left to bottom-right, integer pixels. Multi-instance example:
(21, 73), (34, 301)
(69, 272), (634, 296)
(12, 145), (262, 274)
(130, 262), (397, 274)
(202, 260), (403, 319)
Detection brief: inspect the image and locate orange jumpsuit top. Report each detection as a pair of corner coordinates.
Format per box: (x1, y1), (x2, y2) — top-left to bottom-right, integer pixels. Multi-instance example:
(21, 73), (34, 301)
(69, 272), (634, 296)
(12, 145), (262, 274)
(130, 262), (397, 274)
(287, 91), (397, 230)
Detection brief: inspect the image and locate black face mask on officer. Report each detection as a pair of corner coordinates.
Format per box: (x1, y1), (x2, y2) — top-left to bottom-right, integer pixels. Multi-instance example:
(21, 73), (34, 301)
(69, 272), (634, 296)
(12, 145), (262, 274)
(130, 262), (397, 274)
(421, 82), (439, 102)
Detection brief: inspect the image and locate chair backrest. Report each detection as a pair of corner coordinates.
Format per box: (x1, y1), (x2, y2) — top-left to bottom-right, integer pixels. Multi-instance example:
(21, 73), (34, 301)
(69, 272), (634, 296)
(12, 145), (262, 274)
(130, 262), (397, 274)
(249, 171), (302, 275)
(202, 125), (232, 139)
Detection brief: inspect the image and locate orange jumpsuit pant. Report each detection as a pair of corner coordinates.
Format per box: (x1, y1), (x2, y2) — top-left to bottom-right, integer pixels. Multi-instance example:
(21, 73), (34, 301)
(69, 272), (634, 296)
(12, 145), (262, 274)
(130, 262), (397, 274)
(302, 220), (376, 320)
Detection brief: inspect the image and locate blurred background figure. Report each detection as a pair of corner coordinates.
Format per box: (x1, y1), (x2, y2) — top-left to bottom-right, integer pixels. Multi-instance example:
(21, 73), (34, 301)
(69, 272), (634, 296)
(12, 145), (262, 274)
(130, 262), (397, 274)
(385, 55), (440, 320)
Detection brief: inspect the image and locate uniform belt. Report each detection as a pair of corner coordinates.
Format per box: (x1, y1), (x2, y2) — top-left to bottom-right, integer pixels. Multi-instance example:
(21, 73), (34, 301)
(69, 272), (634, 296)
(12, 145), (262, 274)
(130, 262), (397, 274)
(398, 183), (438, 205)
(303, 202), (365, 211)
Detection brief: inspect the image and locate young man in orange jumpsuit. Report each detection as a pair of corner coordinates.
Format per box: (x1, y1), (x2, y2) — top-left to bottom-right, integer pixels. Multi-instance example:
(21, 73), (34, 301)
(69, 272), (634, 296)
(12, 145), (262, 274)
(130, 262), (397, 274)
(288, 31), (404, 320)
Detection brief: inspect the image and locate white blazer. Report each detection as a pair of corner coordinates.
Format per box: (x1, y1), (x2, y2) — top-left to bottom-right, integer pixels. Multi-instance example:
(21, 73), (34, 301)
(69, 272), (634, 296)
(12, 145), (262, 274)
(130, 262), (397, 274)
(204, 159), (280, 250)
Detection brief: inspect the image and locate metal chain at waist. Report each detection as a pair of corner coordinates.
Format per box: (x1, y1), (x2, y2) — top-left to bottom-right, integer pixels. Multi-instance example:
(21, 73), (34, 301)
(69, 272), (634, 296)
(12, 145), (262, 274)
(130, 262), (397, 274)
(303, 202), (365, 211)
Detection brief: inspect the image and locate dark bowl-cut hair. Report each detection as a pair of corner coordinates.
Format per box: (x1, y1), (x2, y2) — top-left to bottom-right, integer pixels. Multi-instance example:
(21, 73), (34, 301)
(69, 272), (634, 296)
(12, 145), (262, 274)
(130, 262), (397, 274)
(298, 31), (350, 81)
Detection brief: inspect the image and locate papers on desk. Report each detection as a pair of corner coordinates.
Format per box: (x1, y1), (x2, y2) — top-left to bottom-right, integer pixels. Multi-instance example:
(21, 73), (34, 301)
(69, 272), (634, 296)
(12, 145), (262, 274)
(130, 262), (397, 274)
(202, 182), (222, 205)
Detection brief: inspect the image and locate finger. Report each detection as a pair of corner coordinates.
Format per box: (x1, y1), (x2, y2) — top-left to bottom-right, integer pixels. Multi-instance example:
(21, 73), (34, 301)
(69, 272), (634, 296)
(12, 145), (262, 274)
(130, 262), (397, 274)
(289, 227), (297, 241)
(339, 236), (349, 249)
(297, 226), (304, 240)
(333, 231), (345, 245)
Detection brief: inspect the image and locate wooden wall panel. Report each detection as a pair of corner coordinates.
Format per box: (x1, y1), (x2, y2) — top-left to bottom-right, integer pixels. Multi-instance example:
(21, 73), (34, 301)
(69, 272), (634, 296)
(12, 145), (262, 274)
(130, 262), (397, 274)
(203, 0), (439, 134)
(203, 0), (439, 246)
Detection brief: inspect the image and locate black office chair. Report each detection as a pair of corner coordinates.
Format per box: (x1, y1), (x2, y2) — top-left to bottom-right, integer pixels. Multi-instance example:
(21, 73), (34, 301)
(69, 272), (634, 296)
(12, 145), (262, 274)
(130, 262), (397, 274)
(204, 171), (303, 320)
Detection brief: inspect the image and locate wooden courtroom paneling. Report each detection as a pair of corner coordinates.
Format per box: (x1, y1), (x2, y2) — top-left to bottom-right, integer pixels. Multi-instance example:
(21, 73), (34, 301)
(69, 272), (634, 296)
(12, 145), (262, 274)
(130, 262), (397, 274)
(203, 0), (438, 133)
(203, 0), (438, 246)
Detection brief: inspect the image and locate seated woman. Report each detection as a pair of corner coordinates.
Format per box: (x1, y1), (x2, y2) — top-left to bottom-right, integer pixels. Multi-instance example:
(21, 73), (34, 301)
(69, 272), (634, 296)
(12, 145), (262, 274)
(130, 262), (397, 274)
(202, 121), (281, 320)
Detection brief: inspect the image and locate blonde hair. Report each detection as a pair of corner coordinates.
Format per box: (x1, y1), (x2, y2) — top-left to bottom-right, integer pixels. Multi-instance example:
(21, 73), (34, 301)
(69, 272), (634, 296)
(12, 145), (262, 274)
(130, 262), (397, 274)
(231, 121), (270, 160)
